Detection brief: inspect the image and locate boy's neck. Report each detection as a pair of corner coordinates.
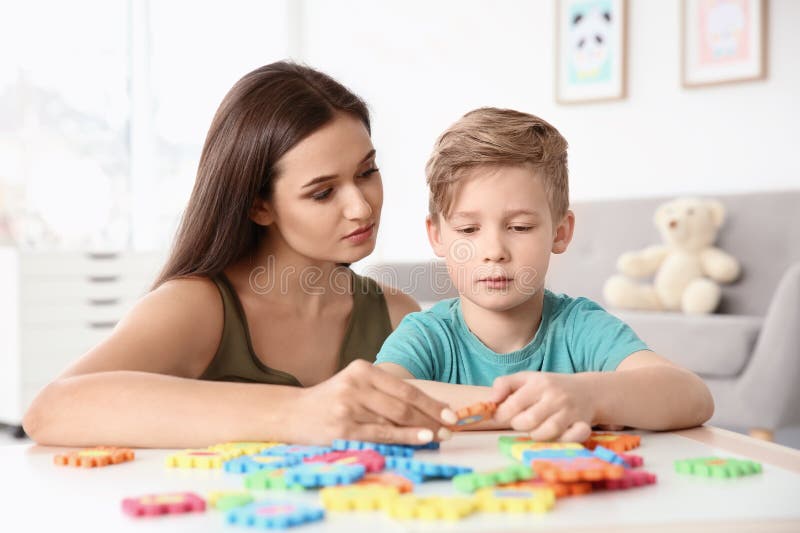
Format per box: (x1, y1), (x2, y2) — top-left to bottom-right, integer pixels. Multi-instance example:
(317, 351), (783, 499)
(459, 291), (545, 354)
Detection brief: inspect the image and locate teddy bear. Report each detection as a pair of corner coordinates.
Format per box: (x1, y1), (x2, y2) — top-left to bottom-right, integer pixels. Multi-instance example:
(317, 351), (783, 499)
(603, 197), (741, 314)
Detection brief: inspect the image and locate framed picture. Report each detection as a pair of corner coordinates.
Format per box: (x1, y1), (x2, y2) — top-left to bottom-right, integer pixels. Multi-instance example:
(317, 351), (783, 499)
(555, 0), (627, 104)
(682, 0), (768, 87)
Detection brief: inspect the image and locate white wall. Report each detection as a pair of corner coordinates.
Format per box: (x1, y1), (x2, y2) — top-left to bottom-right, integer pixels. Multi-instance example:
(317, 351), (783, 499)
(297, 0), (800, 263)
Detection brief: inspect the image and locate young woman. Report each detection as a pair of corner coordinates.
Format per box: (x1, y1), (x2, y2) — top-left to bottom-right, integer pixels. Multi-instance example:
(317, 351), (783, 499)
(23, 62), (457, 448)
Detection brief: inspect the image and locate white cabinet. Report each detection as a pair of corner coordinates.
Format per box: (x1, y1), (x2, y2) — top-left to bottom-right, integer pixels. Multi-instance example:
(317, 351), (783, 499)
(0, 248), (164, 424)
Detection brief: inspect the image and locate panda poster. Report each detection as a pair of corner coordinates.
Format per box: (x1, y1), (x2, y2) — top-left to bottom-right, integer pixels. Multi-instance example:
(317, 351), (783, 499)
(682, 0), (767, 87)
(556, 0), (627, 104)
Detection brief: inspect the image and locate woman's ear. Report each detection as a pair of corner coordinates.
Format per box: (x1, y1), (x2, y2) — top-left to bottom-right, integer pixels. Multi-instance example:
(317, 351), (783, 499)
(551, 210), (575, 254)
(426, 215), (446, 258)
(249, 198), (275, 227)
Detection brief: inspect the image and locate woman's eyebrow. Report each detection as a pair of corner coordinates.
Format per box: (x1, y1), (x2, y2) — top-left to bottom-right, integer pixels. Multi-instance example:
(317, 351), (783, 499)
(302, 149), (376, 189)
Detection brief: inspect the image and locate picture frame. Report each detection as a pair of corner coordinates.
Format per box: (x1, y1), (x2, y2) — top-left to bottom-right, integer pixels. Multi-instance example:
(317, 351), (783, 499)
(682, 0), (768, 88)
(555, 0), (627, 104)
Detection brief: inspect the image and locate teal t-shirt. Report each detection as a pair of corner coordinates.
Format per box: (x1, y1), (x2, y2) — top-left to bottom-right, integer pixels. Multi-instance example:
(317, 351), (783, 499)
(374, 290), (649, 386)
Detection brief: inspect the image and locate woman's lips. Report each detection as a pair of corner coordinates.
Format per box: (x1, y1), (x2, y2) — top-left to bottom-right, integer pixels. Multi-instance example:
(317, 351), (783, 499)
(343, 223), (375, 244)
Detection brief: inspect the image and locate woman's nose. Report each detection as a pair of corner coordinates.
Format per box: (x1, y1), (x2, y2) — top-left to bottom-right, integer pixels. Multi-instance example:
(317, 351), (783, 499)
(343, 186), (373, 220)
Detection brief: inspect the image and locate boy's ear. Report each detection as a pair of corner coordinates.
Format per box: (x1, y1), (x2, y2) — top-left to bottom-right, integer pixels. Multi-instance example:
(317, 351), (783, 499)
(249, 197), (275, 226)
(551, 210), (575, 254)
(426, 215), (446, 257)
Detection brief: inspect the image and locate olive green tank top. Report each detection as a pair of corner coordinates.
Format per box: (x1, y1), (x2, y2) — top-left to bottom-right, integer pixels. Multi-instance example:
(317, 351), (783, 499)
(200, 270), (393, 387)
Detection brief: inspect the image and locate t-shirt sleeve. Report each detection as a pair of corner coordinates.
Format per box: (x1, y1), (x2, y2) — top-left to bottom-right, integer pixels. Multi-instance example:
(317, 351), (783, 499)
(568, 298), (650, 372)
(374, 313), (446, 380)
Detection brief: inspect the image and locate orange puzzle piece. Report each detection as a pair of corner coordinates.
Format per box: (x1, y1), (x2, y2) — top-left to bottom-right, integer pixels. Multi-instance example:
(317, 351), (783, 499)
(500, 478), (593, 498)
(54, 447), (135, 468)
(531, 457), (625, 483)
(450, 401), (497, 430)
(583, 433), (641, 453)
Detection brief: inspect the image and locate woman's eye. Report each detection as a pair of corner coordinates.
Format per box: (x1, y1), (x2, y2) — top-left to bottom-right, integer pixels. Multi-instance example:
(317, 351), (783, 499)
(358, 167), (379, 178)
(311, 188), (333, 201)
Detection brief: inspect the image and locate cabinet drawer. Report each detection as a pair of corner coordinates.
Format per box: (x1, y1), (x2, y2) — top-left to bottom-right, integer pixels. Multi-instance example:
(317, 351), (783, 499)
(20, 278), (152, 304)
(21, 299), (137, 326)
(20, 251), (164, 279)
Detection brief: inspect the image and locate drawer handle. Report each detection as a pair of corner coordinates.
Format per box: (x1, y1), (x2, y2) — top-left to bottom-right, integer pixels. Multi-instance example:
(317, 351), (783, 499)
(87, 298), (120, 306)
(86, 252), (120, 260)
(87, 275), (120, 283)
(88, 321), (117, 329)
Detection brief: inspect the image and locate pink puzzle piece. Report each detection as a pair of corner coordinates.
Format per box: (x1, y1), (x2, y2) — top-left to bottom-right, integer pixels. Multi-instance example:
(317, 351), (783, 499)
(620, 453), (644, 468)
(595, 470), (657, 490)
(122, 492), (206, 517)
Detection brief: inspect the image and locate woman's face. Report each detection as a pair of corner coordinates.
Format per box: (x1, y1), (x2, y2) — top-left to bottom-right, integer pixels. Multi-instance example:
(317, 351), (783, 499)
(263, 112), (383, 265)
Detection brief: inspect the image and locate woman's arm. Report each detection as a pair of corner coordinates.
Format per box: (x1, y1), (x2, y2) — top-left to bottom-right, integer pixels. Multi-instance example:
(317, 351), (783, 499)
(24, 279), (455, 447)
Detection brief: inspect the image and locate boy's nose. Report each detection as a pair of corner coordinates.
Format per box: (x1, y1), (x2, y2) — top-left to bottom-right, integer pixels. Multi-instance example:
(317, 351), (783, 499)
(481, 236), (509, 262)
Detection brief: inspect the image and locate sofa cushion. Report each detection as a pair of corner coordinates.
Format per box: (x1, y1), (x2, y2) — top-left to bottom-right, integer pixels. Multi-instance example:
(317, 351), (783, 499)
(611, 311), (762, 378)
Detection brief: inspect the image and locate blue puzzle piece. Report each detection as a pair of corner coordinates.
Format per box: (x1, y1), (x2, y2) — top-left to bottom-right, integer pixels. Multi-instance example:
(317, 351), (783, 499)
(410, 441), (441, 451)
(261, 445), (331, 460)
(227, 499), (324, 529)
(521, 448), (593, 463)
(331, 439), (414, 457)
(385, 457), (472, 479)
(224, 454), (301, 474)
(283, 463), (366, 488)
(592, 445), (628, 467)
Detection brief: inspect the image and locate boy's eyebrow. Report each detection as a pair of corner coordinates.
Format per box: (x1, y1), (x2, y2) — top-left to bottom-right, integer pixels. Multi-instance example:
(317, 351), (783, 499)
(302, 149), (376, 189)
(449, 208), (542, 219)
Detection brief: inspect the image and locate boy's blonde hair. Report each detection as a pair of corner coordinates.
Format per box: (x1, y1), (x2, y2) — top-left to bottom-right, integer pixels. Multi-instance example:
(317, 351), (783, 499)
(426, 107), (569, 222)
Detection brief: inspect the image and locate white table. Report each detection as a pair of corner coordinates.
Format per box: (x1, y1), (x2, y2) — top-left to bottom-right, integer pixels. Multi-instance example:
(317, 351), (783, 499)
(3, 427), (800, 532)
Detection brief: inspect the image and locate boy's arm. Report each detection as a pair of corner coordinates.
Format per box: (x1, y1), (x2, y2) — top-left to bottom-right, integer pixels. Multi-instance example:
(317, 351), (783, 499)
(491, 350), (714, 441)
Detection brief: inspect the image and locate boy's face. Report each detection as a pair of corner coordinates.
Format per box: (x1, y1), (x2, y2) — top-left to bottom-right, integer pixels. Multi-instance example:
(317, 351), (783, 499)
(427, 164), (574, 313)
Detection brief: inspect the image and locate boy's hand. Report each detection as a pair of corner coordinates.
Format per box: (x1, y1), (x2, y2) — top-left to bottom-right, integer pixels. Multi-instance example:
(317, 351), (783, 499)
(490, 372), (595, 443)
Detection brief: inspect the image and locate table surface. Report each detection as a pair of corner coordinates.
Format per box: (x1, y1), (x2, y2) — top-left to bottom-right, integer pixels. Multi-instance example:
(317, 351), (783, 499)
(2, 426), (800, 533)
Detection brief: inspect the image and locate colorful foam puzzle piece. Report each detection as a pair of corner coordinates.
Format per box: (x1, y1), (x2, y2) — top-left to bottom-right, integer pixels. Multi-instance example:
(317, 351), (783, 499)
(498, 435), (534, 457)
(226, 500), (324, 529)
(385, 457), (473, 479)
(509, 442), (585, 461)
(165, 449), (237, 469)
(54, 446), (135, 468)
(122, 492), (206, 517)
(591, 445), (628, 466)
(452, 464), (534, 493)
(207, 491), (254, 511)
(410, 441), (441, 451)
(283, 463), (366, 488)
(304, 450), (385, 473)
(620, 453), (644, 468)
(331, 439), (414, 457)
(356, 472), (414, 493)
(320, 485), (399, 511)
(500, 478), (593, 498)
(674, 457), (762, 478)
(595, 470), (657, 490)
(474, 487), (556, 513)
(583, 433), (641, 453)
(244, 468), (304, 491)
(209, 442), (284, 456)
(225, 454), (301, 474)
(386, 495), (476, 521)
(522, 447), (593, 463)
(262, 445), (332, 460)
(531, 457), (625, 483)
(450, 401), (497, 429)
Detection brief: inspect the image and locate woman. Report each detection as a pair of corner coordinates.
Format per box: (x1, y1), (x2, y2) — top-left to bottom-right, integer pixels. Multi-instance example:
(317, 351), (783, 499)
(23, 62), (456, 448)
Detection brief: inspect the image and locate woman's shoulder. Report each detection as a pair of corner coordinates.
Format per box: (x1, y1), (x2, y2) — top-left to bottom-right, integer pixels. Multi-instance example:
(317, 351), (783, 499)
(353, 272), (420, 330)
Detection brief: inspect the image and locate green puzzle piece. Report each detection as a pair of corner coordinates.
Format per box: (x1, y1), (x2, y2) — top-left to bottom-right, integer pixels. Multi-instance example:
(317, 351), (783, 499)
(674, 457), (762, 478)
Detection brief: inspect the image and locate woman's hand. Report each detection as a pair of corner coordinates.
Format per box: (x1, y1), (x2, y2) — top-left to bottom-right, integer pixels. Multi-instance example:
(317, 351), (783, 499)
(294, 360), (458, 445)
(490, 372), (595, 443)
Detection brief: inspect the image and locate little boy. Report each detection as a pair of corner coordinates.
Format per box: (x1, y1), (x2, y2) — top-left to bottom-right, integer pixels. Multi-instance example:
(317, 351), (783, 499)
(375, 108), (714, 442)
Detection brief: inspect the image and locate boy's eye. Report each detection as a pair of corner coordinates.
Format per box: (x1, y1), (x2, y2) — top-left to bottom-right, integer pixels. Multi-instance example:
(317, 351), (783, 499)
(510, 225), (533, 232)
(311, 188), (333, 201)
(455, 227), (478, 235)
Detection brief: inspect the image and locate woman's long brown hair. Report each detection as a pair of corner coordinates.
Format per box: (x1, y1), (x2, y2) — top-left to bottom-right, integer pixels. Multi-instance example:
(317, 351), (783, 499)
(152, 61), (370, 289)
